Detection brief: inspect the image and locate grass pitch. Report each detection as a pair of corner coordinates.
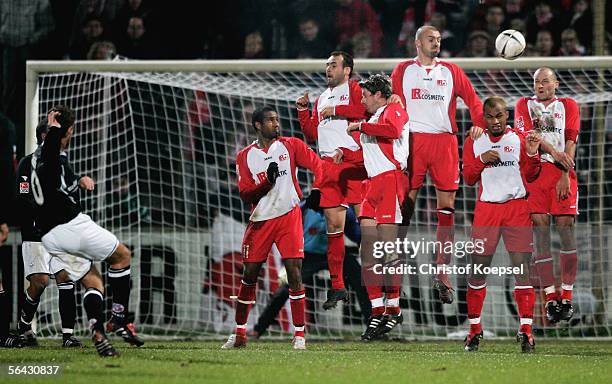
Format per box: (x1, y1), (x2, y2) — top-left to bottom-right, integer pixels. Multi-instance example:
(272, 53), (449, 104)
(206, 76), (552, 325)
(1, 339), (611, 384)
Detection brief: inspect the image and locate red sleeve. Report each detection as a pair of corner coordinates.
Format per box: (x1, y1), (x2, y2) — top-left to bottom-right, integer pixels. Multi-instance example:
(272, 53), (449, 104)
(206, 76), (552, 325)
(518, 133), (541, 183)
(289, 137), (324, 186)
(334, 81), (367, 120)
(451, 64), (485, 128)
(297, 97), (320, 142)
(462, 136), (486, 186)
(360, 104), (407, 139)
(514, 97), (534, 132)
(563, 98), (580, 142)
(236, 149), (273, 204)
(391, 62), (409, 109)
(340, 147), (364, 164)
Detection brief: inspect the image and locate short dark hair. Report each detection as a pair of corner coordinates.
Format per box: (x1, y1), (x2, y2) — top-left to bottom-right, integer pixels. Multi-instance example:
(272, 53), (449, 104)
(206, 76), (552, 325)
(48, 105), (76, 130)
(330, 50), (354, 78)
(251, 106), (277, 131)
(483, 96), (507, 111)
(36, 119), (48, 145)
(359, 74), (392, 99)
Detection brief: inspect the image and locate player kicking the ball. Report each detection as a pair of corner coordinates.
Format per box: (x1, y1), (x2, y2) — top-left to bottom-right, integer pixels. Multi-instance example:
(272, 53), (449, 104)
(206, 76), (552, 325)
(222, 106), (322, 350)
(462, 97), (542, 353)
(31, 106), (143, 356)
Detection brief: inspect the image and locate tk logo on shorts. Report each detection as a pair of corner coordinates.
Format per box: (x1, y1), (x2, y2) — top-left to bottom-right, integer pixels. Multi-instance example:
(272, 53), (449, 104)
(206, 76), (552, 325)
(20, 182), (29, 194)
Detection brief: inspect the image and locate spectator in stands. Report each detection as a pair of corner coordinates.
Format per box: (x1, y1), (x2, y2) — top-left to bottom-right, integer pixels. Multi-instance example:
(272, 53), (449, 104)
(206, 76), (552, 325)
(461, 30), (494, 58)
(526, 1), (560, 47)
(113, 0), (152, 42)
(505, 0), (527, 20)
(69, 15), (106, 59)
(116, 16), (153, 59)
(334, 0), (383, 57)
(86, 40), (116, 60)
(558, 28), (586, 56)
(428, 12), (460, 57)
(533, 29), (556, 57)
(290, 17), (333, 59)
(567, 0), (593, 52)
(0, 0), (55, 158)
(342, 32), (374, 58)
(396, 0), (435, 57)
(484, 4), (506, 43)
(242, 31), (265, 59)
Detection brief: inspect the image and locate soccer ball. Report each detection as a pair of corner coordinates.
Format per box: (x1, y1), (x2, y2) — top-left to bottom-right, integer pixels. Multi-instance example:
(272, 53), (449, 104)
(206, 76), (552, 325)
(495, 30), (526, 60)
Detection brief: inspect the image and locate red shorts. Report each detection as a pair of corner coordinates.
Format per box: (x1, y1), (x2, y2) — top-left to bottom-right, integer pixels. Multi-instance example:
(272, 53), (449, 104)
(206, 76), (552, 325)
(409, 133), (459, 191)
(471, 198), (533, 256)
(241, 206), (304, 263)
(359, 170), (407, 224)
(527, 162), (578, 215)
(319, 158), (368, 208)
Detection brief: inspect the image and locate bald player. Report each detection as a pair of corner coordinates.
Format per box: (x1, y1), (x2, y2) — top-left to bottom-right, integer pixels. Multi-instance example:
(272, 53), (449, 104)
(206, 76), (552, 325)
(514, 67), (580, 324)
(390, 25), (486, 304)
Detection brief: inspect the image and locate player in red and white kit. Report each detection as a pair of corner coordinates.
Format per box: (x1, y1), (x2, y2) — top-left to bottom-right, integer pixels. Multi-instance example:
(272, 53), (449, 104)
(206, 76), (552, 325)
(344, 74), (409, 341)
(296, 51), (368, 309)
(221, 106), (323, 350)
(463, 97), (542, 353)
(390, 26), (486, 304)
(514, 67), (580, 323)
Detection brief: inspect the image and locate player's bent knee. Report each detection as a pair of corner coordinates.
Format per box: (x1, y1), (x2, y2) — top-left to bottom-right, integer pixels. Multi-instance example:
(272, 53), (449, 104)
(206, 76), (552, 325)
(54, 270), (71, 284)
(28, 274), (49, 297)
(107, 243), (131, 267)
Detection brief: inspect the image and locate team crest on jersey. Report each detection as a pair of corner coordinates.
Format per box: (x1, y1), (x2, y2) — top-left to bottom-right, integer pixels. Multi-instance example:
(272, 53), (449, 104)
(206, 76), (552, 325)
(437, 79), (447, 86)
(516, 116), (525, 130)
(19, 182), (29, 194)
(554, 112), (563, 119)
(504, 145), (514, 153)
(340, 94), (348, 101)
(279, 153), (288, 161)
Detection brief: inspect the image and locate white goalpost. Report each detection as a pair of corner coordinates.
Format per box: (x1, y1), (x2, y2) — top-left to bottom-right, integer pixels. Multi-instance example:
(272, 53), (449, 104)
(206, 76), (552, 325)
(23, 57), (612, 339)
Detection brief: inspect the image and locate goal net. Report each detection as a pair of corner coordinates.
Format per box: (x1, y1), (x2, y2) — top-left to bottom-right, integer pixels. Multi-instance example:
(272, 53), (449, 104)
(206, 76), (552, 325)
(24, 57), (612, 339)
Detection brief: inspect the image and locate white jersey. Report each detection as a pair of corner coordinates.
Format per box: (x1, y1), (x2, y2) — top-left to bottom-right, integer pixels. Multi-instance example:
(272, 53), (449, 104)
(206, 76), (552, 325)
(316, 82), (360, 156)
(360, 103), (410, 177)
(390, 59), (484, 134)
(236, 137), (321, 222)
(514, 97), (580, 164)
(472, 130), (526, 203)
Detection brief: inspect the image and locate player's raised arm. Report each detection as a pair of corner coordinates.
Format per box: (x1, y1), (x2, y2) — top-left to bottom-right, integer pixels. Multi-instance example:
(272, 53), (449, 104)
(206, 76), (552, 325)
(296, 93), (319, 142)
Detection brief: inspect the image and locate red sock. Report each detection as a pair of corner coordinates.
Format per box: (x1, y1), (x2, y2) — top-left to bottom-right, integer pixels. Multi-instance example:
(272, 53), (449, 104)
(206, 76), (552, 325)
(467, 282), (486, 334)
(534, 253), (555, 290)
(560, 249), (577, 301)
(514, 286), (535, 334)
(289, 288), (306, 337)
(327, 232), (345, 289)
(367, 284), (384, 316)
(435, 208), (454, 265)
(384, 286), (401, 315)
(235, 280), (257, 330)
